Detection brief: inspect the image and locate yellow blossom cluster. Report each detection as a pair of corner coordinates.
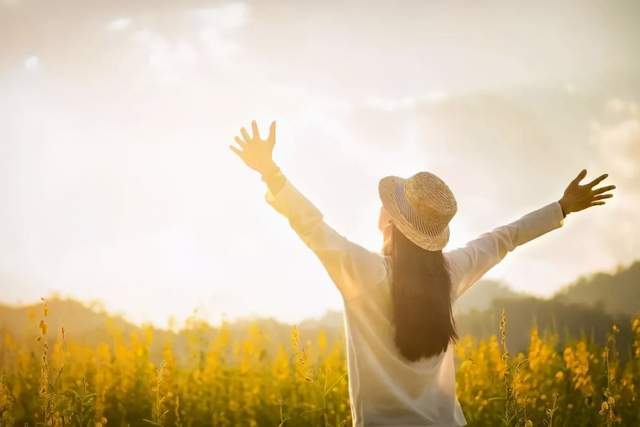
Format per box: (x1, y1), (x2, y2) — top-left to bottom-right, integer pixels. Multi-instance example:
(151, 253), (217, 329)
(0, 302), (638, 426)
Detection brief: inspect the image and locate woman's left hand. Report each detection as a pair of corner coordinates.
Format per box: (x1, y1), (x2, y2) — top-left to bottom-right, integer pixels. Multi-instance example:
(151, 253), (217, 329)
(229, 120), (278, 175)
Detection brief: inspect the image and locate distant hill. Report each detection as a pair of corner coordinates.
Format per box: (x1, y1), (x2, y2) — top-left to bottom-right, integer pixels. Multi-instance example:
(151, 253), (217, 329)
(0, 297), (137, 343)
(454, 260), (640, 318)
(0, 298), (183, 363)
(0, 297), (342, 364)
(450, 261), (640, 353)
(453, 279), (527, 314)
(455, 297), (632, 354)
(1, 260), (638, 358)
(552, 260), (640, 316)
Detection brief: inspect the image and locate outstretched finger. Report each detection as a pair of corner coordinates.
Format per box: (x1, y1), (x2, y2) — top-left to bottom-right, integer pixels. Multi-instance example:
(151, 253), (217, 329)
(251, 120), (261, 140)
(592, 184), (616, 195)
(229, 145), (243, 158)
(585, 173), (608, 188)
(267, 120), (276, 145)
(240, 127), (252, 143)
(571, 169), (587, 186)
(234, 136), (247, 148)
(592, 193), (613, 201)
(589, 201), (606, 207)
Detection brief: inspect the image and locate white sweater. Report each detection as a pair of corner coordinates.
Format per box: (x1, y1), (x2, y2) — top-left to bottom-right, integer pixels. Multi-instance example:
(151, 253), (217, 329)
(265, 173), (566, 427)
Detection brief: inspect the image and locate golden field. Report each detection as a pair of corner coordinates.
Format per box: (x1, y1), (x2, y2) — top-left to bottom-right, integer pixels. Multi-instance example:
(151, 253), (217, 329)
(0, 299), (639, 427)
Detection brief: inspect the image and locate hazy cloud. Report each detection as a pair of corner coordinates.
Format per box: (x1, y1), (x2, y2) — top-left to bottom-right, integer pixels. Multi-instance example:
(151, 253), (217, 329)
(24, 55), (39, 70)
(107, 17), (131, 31)
(591, 99), (640, 183)
(1, 0), (639, 324)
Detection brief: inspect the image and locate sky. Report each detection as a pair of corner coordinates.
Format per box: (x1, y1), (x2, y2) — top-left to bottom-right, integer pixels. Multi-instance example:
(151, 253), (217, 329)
(2, 0), (639, 328)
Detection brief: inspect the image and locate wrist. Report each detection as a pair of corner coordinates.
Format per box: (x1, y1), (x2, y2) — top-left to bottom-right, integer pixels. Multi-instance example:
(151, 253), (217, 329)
(260, 162), (281, 180)
(558, 199), (568, 218)
(261, 163), (285, 194)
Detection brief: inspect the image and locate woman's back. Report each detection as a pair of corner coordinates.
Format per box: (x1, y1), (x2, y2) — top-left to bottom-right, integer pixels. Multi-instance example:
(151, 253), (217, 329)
(342, 255), (466, 426)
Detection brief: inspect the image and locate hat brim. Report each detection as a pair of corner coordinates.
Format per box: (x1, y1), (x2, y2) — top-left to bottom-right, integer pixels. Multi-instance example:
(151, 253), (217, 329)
(378, 175), (450, 251)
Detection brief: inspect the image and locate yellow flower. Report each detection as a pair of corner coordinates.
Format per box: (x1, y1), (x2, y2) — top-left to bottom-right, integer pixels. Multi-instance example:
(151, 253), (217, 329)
(39, 319), (48, 336)
(460, 360), (472, 370)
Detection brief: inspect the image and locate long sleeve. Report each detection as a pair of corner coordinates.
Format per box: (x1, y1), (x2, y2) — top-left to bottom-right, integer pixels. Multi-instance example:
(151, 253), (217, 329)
(445, 201), (566, 301)
(264, 173), (387, 302)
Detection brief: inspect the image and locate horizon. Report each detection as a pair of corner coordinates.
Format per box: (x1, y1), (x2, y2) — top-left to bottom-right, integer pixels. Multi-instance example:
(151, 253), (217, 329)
(2, 257), (636, 330)
(2, 0), (639, 327)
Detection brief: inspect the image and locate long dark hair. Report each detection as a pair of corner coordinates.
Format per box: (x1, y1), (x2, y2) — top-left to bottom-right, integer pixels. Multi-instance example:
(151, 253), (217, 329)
(389, 223), (458, 361)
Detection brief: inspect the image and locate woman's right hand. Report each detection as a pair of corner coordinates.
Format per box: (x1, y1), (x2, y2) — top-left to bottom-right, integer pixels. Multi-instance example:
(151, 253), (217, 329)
(558, 169), (616, 216)
(229, 119), (278, 175)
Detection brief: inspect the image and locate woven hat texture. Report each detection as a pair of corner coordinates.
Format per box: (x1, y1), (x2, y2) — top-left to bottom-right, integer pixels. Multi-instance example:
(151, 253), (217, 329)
(378, 171), (457, 251)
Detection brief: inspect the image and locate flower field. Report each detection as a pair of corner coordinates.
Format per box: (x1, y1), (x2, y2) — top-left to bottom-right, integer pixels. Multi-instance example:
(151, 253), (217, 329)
(0, 300), (638, 426)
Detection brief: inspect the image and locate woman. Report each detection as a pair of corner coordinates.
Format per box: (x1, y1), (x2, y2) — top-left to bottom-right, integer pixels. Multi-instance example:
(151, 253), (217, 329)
(229, 120), (615, 426)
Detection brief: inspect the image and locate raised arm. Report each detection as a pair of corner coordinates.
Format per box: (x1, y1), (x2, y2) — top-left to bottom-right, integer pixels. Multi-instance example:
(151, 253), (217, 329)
(229, 120), (387, 302)
(446, 169), (615, 301)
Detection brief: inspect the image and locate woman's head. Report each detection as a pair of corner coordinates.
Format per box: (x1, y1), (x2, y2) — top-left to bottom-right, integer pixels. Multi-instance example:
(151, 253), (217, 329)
(378, 172), (456, 252)
(387, 220), (458, 361)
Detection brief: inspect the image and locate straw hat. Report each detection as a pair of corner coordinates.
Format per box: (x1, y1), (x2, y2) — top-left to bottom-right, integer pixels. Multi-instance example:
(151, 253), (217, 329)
(378, 171), (457, 251)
